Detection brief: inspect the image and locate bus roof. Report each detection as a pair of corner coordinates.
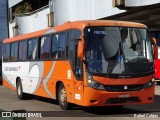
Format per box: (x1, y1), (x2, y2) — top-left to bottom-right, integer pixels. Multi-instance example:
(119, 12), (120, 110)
(3, 20), (147, 44)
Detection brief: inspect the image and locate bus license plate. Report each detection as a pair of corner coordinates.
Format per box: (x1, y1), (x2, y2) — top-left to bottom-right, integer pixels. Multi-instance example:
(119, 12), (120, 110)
(119, 94), (130, 98)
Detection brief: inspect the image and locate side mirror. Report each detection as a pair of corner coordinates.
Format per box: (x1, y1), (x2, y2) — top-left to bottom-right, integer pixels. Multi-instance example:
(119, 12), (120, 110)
(152, 37), (158, 60)
(152, 37), (157, 45)
(77, 40), (85, 59)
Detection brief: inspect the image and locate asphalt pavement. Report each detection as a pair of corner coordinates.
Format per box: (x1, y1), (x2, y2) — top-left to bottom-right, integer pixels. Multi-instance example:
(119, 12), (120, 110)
(0, 85), (160, 120)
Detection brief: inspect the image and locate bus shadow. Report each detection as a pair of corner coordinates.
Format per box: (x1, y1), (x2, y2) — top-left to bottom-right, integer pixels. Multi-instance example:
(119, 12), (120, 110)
(83, 107), (155, 116)
(32, 95), (59, 105)
(82, 95), (160, 116)
(21, 94), (160, 116)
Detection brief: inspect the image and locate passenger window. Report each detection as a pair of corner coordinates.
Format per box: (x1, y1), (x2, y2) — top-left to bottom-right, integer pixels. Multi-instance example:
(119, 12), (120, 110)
(11, 42), (18, 61)
(40, 35), (50, 59)
(3, 44), (10, 62)
(28, 38), (38, 60)
(51, 32), (67, 59)
(51, 35), (58, 58)
(19, 40), (27, 60)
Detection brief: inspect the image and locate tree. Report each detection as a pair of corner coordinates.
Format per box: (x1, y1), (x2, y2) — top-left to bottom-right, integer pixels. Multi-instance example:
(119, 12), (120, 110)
(13, 2), (32, 16)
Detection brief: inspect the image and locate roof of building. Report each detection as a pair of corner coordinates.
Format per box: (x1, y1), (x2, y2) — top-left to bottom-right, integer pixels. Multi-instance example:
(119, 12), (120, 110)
(99, 3), (160, 29)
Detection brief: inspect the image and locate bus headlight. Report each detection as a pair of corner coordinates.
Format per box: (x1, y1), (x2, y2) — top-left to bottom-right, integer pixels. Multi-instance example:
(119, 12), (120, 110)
(144, 79), (155, 88)
(87, 76), (105, 90)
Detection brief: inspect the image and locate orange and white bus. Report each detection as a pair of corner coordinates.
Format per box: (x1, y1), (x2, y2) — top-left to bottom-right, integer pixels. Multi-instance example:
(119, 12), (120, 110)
(2, 20), (155, 110)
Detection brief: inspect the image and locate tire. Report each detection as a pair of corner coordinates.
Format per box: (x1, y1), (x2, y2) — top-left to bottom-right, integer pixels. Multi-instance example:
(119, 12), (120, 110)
(58, 83), (72, 110)
(16, 79), (27, 100)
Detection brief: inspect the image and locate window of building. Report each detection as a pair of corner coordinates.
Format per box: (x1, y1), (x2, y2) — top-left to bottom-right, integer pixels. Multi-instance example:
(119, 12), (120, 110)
(11, 42), (18, 61)
(19, 40), (27, 60)
(51, 32), (67, 59)
(28, 38), (39, 60)
(40, 35), (50, 59)
(3, 44), (10, 62)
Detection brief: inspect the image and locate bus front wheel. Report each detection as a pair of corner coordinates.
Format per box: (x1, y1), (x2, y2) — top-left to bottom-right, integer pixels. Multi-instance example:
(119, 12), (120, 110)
(16, 79), (27, 100)
(58, 83), (72, 110)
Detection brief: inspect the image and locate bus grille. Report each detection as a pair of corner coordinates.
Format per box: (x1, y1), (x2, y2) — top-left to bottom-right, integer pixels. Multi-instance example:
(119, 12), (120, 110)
(105, 84), (144, 92)
(106, 97), (140, 104)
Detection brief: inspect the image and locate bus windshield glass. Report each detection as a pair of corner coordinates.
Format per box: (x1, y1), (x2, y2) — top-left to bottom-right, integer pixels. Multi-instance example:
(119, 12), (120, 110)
(84, 27), (153, 78)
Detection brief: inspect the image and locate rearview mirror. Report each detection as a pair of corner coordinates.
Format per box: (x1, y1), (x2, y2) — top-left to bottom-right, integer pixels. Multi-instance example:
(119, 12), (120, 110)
(152, 37), (158, 60)
(152, 37), (157, 45)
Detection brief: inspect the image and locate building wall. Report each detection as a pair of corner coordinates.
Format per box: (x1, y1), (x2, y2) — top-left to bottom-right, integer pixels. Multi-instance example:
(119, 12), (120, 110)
(8, 0), (160, 37)
(54, 0), (125, 25)
(0, 0), (8, 57)
(8, 0), (22, 8)
(0, 0), (8, 78)
(9, 0), (125, 36)
(7, 0), (160, 37)
(9, 7), (49, 37)
(125, 0), (160, 6)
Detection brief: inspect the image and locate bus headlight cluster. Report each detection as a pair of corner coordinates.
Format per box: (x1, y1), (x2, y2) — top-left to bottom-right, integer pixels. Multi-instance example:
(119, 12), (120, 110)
(143, 79), (155, 88)
(87, 76), (105, 90)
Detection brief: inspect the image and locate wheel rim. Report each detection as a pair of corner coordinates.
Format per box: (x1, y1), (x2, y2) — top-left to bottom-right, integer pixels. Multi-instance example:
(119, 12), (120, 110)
(59, 88), (66, 105)
(17, 83), (21, 96)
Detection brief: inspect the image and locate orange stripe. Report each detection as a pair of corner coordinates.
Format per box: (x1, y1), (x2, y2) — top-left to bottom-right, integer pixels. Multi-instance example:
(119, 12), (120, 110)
(34, 83), (52, 98)
(41, 61), (54, 81)
(3, 78), (16, 91)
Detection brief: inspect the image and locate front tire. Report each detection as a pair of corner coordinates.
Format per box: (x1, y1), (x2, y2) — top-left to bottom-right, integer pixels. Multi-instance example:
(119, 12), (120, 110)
(58, 83), (72, 110)
(16, 79), (27, 100)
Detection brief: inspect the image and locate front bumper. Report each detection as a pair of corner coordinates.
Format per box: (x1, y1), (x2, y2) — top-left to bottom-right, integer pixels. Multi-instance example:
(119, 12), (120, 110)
(83, 86), (155, 106)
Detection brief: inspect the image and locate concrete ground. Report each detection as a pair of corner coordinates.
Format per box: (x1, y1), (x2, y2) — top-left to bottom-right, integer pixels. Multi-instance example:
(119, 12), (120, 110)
(0, 85), (159, 120)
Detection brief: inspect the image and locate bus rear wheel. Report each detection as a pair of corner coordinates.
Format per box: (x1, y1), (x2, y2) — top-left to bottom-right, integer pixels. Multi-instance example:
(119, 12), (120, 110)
(16, 79), (27, 100)
(58, 83), (72, 110)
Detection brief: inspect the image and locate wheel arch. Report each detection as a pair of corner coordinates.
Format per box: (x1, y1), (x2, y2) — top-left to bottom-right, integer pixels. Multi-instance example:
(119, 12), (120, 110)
(16, 77), (21, 85)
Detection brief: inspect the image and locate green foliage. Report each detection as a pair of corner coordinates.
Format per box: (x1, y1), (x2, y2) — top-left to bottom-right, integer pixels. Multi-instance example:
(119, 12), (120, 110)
(13, 2), (32, 16)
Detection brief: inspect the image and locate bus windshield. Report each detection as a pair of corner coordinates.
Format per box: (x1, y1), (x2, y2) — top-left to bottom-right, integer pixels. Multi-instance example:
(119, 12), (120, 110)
(85, 27), (153, 78)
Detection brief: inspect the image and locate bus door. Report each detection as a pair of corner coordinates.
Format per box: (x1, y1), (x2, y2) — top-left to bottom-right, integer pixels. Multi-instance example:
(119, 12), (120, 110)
(69, 30), (84, 104)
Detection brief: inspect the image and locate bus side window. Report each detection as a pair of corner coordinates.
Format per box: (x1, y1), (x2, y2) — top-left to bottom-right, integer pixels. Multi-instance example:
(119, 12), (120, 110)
(51, 32), (67, 59)
(19, 40), (27, 61)
(11, 42), (18, 61)
(51, 35), (58, 58)
(3, 44), (10, 62)
(28, 38), (39, 60)
(40, 35), (51, 59)
(58, 32), (66, 58)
